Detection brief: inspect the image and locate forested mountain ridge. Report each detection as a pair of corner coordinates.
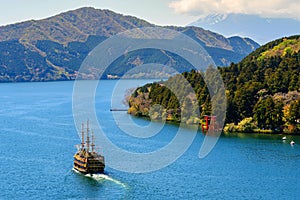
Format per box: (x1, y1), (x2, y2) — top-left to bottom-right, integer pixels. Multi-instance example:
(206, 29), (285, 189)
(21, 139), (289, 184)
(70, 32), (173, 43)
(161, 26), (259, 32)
(128, 35), (300, 133)
(0, 7), (259, 82)
(221, 35), (300, 133)
(0, 7), (153, 44)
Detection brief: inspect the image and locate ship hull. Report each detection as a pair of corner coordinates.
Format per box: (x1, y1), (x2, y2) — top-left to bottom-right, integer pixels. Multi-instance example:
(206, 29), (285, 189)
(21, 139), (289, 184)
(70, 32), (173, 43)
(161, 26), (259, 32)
(72, 167), (104, 175)
(73, 151), (105, 175)
(73, 165), (105, 174)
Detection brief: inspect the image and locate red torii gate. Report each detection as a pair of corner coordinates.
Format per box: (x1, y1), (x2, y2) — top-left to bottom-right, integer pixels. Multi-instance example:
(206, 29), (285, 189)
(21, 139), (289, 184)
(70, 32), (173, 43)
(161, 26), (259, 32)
(202, 115), (218, 132)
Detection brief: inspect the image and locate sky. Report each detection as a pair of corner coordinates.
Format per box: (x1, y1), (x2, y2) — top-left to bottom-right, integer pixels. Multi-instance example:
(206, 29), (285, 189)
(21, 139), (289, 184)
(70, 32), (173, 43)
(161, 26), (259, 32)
(0, 0), (299, 27)
(0, 0), (197, 27)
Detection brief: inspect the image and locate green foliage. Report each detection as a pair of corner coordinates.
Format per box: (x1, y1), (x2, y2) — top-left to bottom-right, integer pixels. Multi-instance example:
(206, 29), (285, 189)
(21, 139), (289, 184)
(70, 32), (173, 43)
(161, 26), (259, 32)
(0, 40), (70, 82)
(253, 97), (284, 131)
(288, 100), (300, 125)
(129, 35), (300, 133)
(0, 7), (260, 82)
(223, 117), (257, 133)
(221, 35), (300, 126)
(129, 70), (207, 123)
(258, 38), (300, 59)
(233, 82), (263, 121)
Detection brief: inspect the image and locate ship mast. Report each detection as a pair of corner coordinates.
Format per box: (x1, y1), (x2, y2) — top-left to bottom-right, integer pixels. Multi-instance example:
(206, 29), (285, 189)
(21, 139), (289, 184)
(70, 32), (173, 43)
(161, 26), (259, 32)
(86, 120), (90, 152)
(81, 123), (85, 149)
(91, 130), (95, 153)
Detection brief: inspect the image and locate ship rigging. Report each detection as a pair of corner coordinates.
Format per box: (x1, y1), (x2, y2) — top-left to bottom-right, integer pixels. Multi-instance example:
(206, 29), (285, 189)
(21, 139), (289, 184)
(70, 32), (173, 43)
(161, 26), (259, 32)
(73, 120), (105, 174)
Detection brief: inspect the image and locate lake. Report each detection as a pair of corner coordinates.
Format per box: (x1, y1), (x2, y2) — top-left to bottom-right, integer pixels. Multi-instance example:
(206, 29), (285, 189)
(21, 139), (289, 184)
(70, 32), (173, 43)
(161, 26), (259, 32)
(0, 80), (300, 199)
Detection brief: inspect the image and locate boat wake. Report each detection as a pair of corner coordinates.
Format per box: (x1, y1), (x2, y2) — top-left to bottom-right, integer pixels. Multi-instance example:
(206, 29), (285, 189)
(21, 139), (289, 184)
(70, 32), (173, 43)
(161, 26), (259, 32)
(72, 168), (126, 187)
(86, 173), (127, 187)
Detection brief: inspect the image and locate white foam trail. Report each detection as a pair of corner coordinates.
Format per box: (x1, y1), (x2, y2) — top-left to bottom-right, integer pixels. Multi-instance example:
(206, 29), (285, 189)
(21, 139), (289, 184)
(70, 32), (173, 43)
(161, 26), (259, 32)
(73, 169), (126, 187)
(88, 174), (127, 187)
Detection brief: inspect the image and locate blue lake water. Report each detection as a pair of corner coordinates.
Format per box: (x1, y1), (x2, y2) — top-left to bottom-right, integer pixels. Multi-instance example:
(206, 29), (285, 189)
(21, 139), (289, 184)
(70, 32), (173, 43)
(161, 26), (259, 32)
(0, 80), (300, 199)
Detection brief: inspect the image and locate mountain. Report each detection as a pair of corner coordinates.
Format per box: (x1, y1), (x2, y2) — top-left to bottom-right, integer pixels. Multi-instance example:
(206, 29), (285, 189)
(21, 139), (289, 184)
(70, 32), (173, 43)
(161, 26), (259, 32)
(0, 7), (259, 82)
(190, 13), (300, 45)
(128, 35), (300, 133)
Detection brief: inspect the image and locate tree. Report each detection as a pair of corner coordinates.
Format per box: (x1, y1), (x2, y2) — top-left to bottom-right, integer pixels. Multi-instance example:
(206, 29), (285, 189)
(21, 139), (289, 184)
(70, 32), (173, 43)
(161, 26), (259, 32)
(289, 100), (300, 125)
(271, 99), (284, 131)
(253, 96), (284, 131)
(234, 82), (262, 121)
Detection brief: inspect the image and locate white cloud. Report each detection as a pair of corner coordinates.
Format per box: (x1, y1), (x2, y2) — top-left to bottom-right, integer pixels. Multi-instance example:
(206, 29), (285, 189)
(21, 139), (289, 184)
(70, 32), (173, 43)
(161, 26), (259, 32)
(169, 0), (300, 19)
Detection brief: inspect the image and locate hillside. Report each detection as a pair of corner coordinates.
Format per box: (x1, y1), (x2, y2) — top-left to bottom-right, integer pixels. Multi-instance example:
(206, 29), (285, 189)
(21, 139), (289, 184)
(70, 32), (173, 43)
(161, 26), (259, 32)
(128, 35), (300, 133)
(0, 7), (152, 44)
(0, 7), (259, 82)
(221, 36), (300, 125)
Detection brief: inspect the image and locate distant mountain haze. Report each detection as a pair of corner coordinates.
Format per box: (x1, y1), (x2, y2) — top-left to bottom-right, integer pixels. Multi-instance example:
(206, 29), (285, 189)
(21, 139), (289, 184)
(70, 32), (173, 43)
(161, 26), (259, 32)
(0, 7), (259, 82)
(190, 13), (300, 45)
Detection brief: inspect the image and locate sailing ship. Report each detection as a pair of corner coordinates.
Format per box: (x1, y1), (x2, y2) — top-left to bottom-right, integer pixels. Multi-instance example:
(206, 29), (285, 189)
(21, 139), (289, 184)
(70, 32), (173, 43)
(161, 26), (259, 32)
(73, 120), (105, 174)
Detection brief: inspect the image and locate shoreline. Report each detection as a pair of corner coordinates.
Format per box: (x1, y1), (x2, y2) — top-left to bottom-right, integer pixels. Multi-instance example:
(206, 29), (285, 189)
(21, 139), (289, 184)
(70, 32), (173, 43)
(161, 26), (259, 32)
(128, 112), (300, 135)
